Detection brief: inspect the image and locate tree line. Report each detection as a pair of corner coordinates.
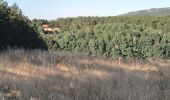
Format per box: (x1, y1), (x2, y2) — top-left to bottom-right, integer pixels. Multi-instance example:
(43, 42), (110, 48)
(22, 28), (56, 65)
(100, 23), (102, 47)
(34, 16), (170, 59)
(0, 0), (46, 49)
(0, 0), (169, 59)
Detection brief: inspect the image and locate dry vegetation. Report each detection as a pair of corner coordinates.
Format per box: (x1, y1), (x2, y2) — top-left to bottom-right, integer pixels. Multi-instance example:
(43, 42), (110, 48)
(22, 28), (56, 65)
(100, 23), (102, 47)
(0, 50), (170, 100)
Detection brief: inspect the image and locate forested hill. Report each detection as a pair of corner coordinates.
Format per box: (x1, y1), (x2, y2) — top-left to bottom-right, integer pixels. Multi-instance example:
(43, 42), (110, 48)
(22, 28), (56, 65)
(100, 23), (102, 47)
(121, 7), (170, 16)
(1, 0), (170, 59)
(0, 0), (46, 49)
(35, 16), (170, 59)
(47, 16), (170, 33)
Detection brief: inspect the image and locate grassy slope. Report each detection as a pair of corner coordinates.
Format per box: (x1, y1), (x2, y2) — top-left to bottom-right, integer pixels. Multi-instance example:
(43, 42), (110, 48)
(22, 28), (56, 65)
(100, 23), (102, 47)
(0, 50), (170, 100)
(121, 7), (170, 16)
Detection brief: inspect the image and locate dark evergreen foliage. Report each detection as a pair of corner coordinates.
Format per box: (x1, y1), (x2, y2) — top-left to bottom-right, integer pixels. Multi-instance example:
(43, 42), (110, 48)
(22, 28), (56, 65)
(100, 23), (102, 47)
(1, 0), (169, 59)
(39, 16), (170, 59)
(0, 0), (47, 49)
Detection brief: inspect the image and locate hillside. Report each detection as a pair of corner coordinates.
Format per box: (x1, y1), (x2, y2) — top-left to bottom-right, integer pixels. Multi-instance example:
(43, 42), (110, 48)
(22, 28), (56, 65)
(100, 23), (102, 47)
(121, 7), (170, 16)
(38, 16), (170, 59)
(0, 50), (170, 100)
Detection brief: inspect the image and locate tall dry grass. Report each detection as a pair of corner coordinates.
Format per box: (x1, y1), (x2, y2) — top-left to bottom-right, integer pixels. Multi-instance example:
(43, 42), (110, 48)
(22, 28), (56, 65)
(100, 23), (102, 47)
(0, 49), (170, 100)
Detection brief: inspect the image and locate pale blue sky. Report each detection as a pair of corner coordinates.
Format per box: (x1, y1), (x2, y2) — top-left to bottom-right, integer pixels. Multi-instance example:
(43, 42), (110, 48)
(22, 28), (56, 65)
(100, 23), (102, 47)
(5, 0), (170, 19)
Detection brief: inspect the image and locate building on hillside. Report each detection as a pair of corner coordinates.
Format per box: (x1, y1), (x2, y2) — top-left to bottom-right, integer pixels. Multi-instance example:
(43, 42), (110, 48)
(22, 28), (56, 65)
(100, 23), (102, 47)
(53, 28), (60, 32)
(42, 24), (48, 28)
(42, 24), (60, 34)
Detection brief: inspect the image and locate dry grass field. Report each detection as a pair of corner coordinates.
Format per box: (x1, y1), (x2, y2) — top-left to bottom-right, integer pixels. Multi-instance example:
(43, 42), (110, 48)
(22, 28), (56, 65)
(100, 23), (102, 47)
(0, 50), (170, 100)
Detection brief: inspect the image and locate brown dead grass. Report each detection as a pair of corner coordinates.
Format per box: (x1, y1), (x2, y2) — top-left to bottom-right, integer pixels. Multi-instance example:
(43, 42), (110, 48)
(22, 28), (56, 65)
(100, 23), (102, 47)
(0, 50), (169, 100)
(79, 59), (160, 72)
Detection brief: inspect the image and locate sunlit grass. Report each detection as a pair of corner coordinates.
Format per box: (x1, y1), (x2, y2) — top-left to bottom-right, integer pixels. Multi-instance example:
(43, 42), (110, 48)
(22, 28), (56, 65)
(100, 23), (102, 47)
(0, 49), (169, 100)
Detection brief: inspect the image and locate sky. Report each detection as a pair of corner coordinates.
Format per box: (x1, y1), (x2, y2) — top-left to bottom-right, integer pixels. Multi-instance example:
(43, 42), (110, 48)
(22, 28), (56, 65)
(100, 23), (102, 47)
(5, 0), (170, 20)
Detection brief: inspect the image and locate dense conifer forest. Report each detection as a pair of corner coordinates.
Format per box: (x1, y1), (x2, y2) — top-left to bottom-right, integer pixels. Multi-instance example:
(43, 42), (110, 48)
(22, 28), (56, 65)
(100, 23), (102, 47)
(0, 0), (170, 59)
(0, 0), (46, 49)
(35, 16), (170, 59)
